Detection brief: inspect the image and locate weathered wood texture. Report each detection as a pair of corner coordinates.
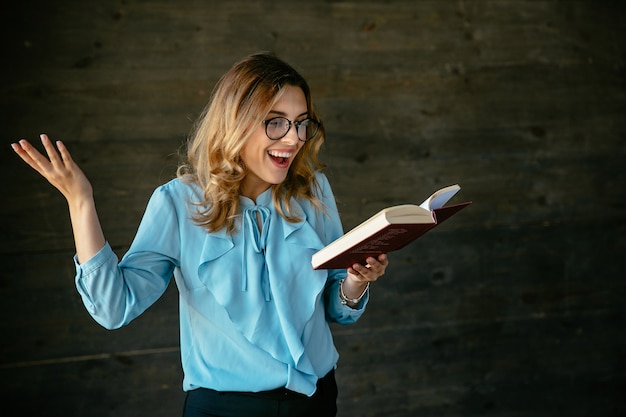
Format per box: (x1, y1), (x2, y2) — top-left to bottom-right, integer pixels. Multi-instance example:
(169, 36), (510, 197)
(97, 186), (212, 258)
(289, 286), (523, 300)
(1, 1), (625, 416)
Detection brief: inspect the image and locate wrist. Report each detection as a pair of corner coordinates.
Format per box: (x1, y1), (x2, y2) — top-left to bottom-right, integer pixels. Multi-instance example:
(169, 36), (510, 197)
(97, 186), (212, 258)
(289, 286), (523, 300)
(339, 279), (369, 306)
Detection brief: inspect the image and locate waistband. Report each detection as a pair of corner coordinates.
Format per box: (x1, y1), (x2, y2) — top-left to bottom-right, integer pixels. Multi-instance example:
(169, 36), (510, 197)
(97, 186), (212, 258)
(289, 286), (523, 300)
(207, 369), (335, 400)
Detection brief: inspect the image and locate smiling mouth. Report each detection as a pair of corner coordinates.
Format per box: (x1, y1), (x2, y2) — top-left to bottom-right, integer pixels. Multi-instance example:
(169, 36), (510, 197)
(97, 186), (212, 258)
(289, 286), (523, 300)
(268, 150), (292, 166)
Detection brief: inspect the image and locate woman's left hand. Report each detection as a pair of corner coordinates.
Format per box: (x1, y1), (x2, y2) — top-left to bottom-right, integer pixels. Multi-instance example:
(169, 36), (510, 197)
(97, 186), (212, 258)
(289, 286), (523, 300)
(347, 254), (388, 284)
(340, 254), (388, 305)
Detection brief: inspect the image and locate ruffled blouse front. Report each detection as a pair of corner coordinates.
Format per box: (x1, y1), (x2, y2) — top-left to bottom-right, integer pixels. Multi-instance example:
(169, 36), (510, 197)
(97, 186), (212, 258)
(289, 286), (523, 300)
(74, 173), (368, 396)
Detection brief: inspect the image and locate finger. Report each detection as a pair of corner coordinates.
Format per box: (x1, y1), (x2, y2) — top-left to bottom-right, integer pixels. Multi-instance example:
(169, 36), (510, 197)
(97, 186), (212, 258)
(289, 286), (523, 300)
(12, 140), (49, 173)
(350, 264), (379, 282)
(366, 254), (388, 267)
(55, 140), (73, 165)
(26, 138), (58, 172)
(347, 266), (365, 280)
(40, 134), (63, 166)
(365, 257), (385, 273)
(11, 141), (33, 162)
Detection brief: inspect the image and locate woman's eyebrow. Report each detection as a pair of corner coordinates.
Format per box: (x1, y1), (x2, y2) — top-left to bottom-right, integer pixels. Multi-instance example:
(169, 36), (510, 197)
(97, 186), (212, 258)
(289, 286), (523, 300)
(267, 110), (309, 118)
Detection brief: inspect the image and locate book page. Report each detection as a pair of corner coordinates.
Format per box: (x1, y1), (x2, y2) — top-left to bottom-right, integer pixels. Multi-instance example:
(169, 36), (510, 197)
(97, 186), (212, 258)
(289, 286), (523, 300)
(419, 184), (460, 210)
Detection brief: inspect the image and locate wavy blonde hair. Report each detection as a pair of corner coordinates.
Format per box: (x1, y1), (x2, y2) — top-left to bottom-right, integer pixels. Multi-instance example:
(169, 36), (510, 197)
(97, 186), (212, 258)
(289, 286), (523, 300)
(177, 52), (326, 233)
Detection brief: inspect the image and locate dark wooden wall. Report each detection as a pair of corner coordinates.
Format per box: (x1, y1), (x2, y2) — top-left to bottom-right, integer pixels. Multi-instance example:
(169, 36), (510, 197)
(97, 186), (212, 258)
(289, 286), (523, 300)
(1, 1), (625, 416)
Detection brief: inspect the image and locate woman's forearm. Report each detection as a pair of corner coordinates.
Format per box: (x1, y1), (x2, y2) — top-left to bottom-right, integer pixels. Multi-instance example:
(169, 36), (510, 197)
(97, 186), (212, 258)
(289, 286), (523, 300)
(68, 196), (106, 264)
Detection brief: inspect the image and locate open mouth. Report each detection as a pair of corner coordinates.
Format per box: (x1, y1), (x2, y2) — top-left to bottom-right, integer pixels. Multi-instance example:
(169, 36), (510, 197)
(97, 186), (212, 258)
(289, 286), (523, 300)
(268, 150), (292, 167)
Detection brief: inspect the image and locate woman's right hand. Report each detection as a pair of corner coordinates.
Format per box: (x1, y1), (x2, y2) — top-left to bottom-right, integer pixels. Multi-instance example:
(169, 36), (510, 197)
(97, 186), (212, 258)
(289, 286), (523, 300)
(12, 134), (93, 203)
(12, 133), (106, 263)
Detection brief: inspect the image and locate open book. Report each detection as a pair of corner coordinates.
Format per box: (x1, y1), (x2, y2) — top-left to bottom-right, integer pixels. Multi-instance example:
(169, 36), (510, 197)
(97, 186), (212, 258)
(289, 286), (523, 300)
(311, 184), (471, 270)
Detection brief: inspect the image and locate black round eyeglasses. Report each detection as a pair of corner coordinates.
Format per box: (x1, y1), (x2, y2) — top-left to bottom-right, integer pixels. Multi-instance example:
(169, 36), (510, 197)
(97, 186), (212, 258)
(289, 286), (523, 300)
(262, 117), (320, 142)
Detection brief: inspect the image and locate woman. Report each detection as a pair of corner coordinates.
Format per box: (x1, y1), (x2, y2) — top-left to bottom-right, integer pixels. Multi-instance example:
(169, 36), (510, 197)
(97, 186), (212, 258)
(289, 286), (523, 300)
(11, 52), (388, 417)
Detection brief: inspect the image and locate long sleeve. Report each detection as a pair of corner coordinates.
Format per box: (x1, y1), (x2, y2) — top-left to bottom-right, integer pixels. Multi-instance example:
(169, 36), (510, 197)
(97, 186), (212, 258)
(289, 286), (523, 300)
(74, 186), (179, 329)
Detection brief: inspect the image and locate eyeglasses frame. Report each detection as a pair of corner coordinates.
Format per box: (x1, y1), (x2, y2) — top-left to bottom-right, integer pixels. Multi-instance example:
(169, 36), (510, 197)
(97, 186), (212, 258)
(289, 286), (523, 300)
(261, 117), (320, 142)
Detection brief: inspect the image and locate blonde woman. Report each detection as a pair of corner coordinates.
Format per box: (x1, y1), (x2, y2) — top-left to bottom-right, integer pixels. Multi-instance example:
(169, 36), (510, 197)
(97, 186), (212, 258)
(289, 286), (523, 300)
(12, 52), (388, 417)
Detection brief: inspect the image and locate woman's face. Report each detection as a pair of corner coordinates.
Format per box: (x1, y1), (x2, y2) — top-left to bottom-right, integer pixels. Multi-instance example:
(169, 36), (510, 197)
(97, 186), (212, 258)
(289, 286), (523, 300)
(240, 85), (307, 201)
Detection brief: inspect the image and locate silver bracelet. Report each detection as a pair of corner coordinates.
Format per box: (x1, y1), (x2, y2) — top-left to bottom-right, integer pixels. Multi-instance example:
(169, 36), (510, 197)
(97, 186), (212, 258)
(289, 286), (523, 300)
(339, 279), (370, 305)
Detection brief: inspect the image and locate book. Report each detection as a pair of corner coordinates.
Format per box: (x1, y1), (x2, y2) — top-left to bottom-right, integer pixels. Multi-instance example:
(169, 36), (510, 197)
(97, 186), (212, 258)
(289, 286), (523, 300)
(311, 184), (471, 270)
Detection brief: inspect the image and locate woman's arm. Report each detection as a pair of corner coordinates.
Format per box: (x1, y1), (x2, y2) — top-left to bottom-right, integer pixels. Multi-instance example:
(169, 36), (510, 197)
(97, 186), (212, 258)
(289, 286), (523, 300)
(12, 134), (106, 263)
(314, 172), (389, 312)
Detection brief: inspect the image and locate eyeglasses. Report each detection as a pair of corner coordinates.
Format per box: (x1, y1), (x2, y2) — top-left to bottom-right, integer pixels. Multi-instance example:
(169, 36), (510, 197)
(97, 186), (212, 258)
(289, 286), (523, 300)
(262, 117), (320, 142)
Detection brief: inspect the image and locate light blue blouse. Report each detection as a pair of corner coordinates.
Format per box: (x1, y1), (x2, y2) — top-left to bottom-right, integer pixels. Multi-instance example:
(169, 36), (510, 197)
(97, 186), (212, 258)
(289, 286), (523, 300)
(74, 172), (368, 396)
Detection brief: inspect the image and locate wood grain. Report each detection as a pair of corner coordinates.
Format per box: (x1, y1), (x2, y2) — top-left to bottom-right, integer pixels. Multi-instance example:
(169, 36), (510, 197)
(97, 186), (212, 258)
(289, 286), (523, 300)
(1, 1), (624, 416)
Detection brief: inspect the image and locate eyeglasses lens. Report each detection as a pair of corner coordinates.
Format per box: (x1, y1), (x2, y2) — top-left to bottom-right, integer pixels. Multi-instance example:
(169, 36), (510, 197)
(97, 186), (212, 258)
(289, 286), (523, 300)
(266, 119), (287, 140)
(299, 120), (319, 141)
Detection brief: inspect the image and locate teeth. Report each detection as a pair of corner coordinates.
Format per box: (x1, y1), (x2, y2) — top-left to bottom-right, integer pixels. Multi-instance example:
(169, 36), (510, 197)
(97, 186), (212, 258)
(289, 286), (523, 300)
(268, 150), (292, 158)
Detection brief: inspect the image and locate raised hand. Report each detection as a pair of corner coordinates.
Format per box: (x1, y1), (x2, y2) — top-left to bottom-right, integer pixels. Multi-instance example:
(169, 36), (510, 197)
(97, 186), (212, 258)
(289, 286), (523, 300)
(11, 134), (106, 263)
(11, 134), (93, 203)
